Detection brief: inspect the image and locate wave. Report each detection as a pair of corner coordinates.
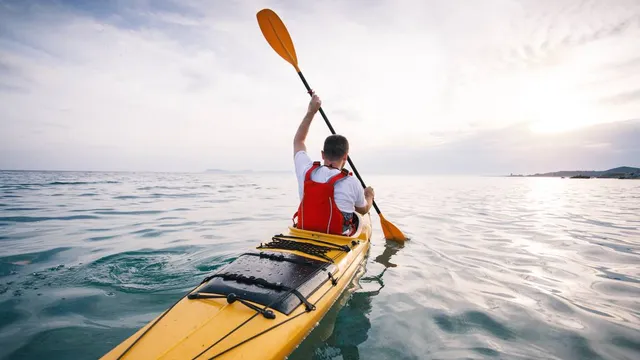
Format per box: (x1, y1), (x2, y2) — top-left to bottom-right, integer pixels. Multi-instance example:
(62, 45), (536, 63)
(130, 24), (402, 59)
(0, 215), (100, 223)
(47, 181), (120, 185)
(93, 210), (164, 216)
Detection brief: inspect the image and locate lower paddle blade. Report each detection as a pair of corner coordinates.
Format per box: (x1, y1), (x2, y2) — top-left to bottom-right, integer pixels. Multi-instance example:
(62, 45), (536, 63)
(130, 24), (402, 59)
(379, 214), (408, 242)
(256, 9), (299, 71)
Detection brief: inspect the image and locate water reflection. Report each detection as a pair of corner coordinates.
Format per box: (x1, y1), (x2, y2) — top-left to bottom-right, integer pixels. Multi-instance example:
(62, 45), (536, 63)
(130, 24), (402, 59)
(290, 240), (402, 360)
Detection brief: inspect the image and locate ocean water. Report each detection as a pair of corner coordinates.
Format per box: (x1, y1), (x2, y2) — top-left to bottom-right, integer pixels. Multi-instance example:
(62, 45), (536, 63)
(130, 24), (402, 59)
(0, 170), (639, 360)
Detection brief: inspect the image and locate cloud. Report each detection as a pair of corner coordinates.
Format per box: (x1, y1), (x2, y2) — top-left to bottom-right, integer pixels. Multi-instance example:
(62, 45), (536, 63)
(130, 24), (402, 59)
(0, 83), (29, 93)
(601, 89), (640, 105)
(611, 56), (640, 71)
(0, 58), (32, 93)
(357, 119), (640, 175)
(1, 0), (640, 172)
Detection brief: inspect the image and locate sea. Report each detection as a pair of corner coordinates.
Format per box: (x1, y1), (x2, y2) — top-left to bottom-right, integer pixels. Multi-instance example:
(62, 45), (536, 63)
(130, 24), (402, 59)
(0, 170), (638, 360)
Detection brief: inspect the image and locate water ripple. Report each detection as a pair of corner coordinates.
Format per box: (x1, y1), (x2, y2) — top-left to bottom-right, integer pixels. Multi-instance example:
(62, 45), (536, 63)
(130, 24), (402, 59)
(0, 215), (101, 223)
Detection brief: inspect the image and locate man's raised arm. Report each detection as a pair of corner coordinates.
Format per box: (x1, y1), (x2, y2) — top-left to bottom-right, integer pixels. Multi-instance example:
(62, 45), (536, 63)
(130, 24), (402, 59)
(294, 92), (322, 155)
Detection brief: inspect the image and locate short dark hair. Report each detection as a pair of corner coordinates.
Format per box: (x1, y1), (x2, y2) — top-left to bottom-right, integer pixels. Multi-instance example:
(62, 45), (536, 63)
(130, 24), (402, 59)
(323, 134), (349, 161)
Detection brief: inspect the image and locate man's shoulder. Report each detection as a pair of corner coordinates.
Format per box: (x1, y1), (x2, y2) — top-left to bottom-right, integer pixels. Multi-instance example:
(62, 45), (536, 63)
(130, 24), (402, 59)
(294, 151), (314, 173)
(294, 150), (311, 162)
(342, 174), (363, 190)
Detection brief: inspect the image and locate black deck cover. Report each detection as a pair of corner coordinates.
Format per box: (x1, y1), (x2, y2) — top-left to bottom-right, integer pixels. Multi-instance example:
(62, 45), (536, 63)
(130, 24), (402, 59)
(198, 250), (337, 315)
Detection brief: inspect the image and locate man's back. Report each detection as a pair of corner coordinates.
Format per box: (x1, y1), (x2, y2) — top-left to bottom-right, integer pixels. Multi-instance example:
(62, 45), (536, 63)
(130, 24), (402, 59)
(294, 150), (366, 214)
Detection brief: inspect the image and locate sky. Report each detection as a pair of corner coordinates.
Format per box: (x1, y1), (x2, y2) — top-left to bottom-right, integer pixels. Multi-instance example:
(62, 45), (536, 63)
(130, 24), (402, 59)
(1, 0), (639, 175)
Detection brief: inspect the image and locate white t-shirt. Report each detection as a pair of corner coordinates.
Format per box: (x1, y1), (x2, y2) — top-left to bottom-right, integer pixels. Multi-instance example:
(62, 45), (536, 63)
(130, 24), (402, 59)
(294, 150), (366, 213)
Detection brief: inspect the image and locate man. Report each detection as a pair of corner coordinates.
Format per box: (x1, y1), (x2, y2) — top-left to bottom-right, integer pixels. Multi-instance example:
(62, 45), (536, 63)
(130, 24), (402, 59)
(292, 91), (374, 235)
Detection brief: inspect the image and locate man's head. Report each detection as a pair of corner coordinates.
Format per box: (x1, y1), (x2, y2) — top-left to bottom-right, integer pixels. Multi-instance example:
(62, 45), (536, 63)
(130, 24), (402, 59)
(321, 134), (349, 168)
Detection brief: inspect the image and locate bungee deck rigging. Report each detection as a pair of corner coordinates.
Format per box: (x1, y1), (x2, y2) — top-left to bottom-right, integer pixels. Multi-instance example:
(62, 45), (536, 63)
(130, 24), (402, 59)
(257, 235), (351, 262)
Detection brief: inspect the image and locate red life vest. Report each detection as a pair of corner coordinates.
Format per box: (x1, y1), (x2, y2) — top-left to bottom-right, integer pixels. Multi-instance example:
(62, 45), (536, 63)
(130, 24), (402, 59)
(293, 161), (352, 235)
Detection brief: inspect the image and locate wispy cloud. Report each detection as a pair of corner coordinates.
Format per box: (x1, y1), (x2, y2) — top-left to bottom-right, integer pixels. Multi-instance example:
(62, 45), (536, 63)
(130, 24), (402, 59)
(0, 83), (29, 93)
(0, 58), (32, 93)
(601, 89), (640, 105)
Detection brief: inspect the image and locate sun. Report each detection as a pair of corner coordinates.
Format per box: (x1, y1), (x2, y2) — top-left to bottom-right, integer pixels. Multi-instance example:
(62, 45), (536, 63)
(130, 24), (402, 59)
(522, 78), (596, 135)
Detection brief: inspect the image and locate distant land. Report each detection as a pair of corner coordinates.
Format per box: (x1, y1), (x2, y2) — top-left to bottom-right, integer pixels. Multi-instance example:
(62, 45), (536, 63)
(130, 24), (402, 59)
(205, 169), (250, 173)
(508, 166), (640, 179)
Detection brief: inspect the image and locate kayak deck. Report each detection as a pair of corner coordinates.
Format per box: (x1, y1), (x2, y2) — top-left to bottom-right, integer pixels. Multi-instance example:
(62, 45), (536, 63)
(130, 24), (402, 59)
(101, 213), (372, 360)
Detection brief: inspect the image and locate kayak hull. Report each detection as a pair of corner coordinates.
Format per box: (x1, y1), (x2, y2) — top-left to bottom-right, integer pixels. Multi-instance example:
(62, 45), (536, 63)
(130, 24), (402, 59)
(101, 213), (372, 360)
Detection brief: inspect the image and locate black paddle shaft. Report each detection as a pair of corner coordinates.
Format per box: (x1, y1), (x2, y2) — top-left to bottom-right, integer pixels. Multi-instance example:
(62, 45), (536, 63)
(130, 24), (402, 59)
(296, 71), (382, 215)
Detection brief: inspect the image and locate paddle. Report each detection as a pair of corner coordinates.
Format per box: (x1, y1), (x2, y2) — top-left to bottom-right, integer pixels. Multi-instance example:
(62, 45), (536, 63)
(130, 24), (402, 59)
(256, 8), (408, 242)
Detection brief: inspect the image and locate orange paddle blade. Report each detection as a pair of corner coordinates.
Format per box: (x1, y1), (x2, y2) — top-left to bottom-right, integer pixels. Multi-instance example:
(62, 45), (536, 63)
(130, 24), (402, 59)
(379, 214), (408, 242)
(256, 9), (299, 71)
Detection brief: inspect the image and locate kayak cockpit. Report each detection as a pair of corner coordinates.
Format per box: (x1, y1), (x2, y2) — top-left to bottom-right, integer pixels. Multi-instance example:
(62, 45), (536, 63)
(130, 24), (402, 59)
(287, 212), (372, 243)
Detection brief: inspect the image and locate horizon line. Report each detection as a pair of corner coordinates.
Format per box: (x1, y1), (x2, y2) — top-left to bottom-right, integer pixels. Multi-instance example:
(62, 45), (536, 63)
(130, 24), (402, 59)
(0, 168), (499, 176)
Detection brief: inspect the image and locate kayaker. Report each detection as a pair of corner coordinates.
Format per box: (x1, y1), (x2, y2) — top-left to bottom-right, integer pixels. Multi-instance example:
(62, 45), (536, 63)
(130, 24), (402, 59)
(292, 91), (375, 235)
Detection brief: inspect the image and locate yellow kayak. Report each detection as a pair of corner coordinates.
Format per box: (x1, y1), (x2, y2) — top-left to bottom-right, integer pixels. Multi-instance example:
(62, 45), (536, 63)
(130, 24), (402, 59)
(101, 213), (372, 360)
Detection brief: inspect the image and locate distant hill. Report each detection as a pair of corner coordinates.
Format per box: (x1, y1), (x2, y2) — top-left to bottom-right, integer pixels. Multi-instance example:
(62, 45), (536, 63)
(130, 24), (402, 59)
(510, 166), (640, 179)
(604, 166), (640, 174)
(597, 167), (640, 179)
